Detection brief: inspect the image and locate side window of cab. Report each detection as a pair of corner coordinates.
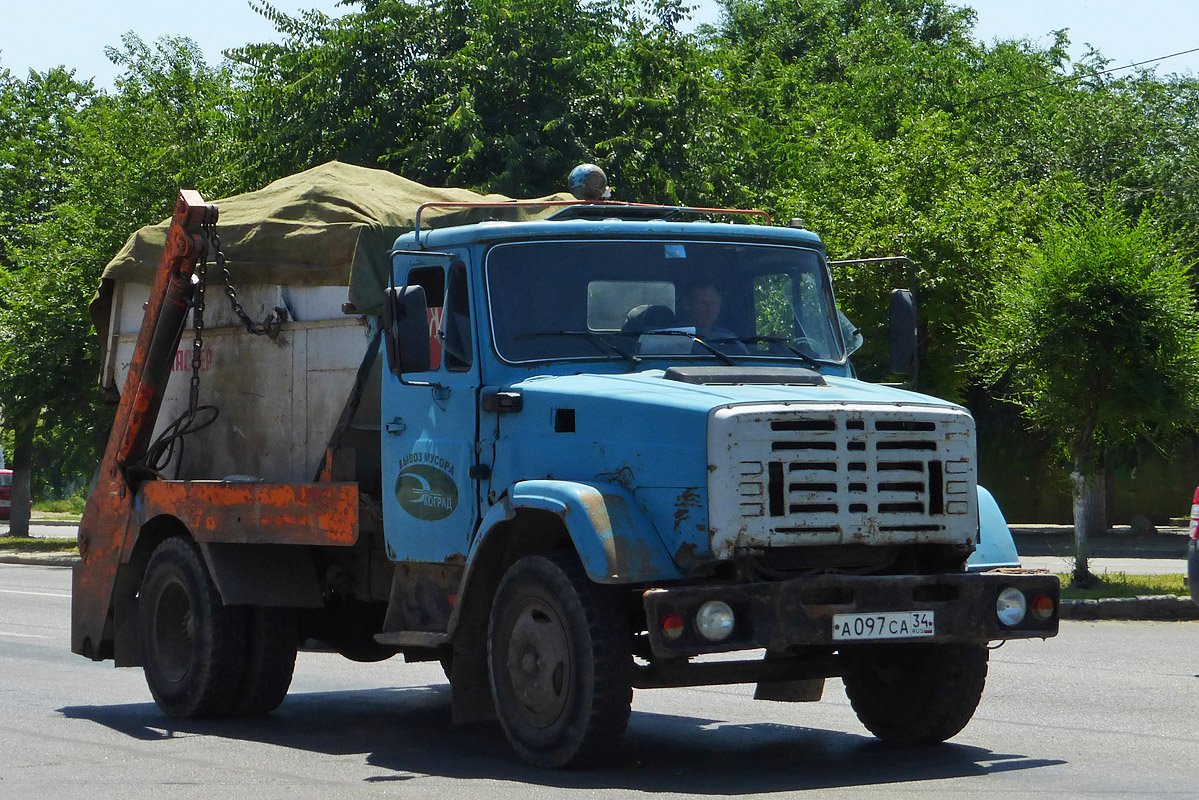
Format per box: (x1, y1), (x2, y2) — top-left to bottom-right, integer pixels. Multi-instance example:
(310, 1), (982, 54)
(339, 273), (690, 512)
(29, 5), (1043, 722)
(407, 260), (473, 372)
(442, 261), (473, 371)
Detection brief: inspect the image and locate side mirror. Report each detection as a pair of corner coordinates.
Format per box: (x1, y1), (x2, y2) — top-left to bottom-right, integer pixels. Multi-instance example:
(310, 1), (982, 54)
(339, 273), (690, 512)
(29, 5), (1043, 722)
(888, 289), (918, 376)
(382, 285), (431, 375)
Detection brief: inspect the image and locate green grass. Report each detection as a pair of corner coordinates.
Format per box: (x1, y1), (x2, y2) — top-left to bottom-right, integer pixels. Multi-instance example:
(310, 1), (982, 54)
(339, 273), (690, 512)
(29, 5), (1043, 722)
(33, 497), (86, 516)
(0, 536), (77, 552)
(1057, 572), (1190, 600)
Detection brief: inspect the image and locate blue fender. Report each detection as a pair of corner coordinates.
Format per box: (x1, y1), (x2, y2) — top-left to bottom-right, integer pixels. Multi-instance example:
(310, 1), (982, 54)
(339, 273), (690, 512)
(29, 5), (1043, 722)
(473, 479), (684, 584)
(967, 485), (1020, 571)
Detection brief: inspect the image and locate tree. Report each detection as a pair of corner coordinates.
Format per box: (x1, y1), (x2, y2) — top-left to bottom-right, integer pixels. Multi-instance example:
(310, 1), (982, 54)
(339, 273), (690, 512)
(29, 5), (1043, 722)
(227, 0), (726, 200)
(81, 33), (242, 242)
(0, 66), (98, 534)
(0, 204), (107, 535)
(971, 198), (1199, 582)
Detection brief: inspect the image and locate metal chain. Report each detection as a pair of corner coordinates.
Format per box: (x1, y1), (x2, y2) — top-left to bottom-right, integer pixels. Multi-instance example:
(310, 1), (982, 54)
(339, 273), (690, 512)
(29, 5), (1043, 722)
(187, 223), (284, 418)
(208, 229), (283, 338)
(190, 229), (210, 418)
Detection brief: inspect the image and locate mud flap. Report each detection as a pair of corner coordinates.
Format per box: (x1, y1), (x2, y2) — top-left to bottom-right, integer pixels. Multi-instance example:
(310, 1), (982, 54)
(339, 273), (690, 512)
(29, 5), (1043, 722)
(201, 543), (325, 608)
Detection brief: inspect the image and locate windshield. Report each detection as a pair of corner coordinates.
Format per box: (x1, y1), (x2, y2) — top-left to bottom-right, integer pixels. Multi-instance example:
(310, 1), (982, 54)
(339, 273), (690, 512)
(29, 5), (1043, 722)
(487, 240), (845, 365)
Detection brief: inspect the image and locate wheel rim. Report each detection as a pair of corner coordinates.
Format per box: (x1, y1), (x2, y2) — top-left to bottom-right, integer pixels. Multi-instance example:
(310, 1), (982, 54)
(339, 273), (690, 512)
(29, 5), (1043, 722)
(502, 594), (572, 729)
(151, 577), (195, 683)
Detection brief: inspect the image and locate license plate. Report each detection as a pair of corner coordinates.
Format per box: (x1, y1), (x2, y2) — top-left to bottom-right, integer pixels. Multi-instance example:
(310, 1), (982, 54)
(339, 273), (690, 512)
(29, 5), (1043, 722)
(832, 611), (935, 641)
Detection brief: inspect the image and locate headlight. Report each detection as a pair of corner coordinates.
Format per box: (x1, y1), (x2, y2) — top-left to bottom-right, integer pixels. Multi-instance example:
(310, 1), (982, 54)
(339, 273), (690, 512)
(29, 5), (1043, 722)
(996, 587), (1027, 627)
(695, 601), (736, 642)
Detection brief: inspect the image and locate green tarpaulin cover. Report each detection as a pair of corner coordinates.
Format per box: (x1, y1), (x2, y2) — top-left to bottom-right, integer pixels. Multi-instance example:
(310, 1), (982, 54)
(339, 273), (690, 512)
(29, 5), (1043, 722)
(94, 160), (566, 336)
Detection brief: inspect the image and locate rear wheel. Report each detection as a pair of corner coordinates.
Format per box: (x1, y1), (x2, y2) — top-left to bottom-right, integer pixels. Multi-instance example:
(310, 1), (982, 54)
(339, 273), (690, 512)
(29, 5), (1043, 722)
(137, 537), (246, 718)
(842, 642), (988, 744)
(487, 553), (632, 767)
(235, 607), (298, 716)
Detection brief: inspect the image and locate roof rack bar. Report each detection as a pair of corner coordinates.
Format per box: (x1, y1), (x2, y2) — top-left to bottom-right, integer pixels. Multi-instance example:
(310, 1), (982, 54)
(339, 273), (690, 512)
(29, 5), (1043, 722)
(413, 199), (771, 244)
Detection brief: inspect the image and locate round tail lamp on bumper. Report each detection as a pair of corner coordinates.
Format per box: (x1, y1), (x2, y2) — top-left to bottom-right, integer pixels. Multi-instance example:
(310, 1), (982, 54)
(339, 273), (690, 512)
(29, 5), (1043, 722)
(660, 613), (686, 641)
(1030, 594), (1055, 621)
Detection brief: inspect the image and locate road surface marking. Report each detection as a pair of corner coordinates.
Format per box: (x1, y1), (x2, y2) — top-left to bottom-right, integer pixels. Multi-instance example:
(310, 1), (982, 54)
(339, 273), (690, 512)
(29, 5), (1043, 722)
(0, 588), (70, 598)
(0, 630), (51, 639)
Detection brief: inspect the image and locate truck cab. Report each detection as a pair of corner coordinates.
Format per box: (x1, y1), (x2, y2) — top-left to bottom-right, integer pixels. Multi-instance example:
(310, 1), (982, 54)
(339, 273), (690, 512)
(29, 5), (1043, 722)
(383, 218), (979, 577)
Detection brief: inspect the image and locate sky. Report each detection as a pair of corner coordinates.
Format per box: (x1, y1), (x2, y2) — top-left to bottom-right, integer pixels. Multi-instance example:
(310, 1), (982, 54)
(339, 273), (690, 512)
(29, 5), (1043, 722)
(0, 0), (1196, 90)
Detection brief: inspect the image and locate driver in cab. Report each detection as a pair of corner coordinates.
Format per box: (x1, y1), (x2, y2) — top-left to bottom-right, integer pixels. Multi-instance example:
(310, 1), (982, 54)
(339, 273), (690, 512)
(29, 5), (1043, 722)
(680, 281), (748, 354)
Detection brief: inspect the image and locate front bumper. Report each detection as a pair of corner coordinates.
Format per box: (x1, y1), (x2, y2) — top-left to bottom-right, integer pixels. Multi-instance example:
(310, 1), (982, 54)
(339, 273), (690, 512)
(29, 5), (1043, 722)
(642, 571), (1060, 659)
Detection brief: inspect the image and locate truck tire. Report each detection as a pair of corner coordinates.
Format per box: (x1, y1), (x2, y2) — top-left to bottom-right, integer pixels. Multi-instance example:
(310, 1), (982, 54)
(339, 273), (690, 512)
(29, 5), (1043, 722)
(235, 607), (298, 716)
(842, 642), (988, 745)
(137, 537), (246, 718)
(487, 552), (632, 767)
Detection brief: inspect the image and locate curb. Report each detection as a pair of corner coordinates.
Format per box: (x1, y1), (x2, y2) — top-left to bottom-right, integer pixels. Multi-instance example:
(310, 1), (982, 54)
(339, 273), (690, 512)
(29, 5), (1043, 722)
(0, 552), (79, 567)
(1060, 595), (1199, 622)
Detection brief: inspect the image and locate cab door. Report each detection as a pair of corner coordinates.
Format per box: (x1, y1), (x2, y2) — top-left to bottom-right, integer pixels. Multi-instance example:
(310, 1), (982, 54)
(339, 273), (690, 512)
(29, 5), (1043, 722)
(380, 252), (481, 563)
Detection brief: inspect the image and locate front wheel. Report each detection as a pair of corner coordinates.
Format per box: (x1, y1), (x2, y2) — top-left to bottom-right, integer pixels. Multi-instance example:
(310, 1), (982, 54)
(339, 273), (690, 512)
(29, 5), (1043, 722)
(487, 553), (632, 767)
(842, 642), (988, 744)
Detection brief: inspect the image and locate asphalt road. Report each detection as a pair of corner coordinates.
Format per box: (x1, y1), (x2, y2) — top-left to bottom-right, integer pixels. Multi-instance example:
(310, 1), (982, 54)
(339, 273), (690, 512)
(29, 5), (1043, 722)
(2, 563), (1198, 799)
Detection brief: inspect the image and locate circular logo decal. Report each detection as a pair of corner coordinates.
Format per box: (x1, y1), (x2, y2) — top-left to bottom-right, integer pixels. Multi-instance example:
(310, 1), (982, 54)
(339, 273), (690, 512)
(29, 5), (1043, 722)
(396, 462), (459, 521)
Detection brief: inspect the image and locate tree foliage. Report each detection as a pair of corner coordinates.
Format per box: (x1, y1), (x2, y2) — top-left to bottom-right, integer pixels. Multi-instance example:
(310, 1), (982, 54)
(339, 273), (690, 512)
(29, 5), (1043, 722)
(972, 200), (1199, 469)
(227, 0), (726, 199)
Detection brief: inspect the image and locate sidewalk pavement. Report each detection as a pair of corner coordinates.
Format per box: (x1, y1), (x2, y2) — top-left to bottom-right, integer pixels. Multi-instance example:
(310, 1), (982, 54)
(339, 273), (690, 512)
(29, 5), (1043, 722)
(3, 520), (1195, 621)
(0, 518), (80, 568)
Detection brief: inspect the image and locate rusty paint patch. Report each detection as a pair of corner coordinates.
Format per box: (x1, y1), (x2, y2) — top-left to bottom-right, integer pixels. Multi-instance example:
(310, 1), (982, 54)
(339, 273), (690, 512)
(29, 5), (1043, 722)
(673, 541), (702, 571)
(673, 487), (702, 533)
(580, 490), (613, 537)
(392, 562), (463, 632)
(135, 481), (359, 546)
(596, 466), (636, 491)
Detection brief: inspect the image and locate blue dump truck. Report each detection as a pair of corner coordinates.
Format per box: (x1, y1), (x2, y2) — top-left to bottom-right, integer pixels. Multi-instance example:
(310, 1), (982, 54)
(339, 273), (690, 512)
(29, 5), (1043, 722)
(74, 163), (1058, 768)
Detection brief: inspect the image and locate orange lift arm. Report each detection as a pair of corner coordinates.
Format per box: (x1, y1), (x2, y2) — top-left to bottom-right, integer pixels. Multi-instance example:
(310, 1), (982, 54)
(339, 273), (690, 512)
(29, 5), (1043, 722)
(72, 190), (216, 659)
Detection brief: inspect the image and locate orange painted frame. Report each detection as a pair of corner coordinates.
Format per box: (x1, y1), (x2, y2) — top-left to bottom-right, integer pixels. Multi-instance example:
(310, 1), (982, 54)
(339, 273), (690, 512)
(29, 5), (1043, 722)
(73, 190), (217, 659)
(129, 481), (358, 551)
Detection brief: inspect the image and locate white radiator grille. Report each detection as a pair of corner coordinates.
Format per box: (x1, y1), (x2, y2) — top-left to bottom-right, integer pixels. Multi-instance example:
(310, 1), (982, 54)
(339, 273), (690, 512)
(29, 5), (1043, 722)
(708, 403), (978, 558)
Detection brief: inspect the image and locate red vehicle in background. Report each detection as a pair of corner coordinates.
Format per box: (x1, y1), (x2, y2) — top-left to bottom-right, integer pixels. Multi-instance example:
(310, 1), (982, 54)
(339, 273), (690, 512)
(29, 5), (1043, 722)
(0, 469), (12, 521)
(1188, 488), (1199, 603)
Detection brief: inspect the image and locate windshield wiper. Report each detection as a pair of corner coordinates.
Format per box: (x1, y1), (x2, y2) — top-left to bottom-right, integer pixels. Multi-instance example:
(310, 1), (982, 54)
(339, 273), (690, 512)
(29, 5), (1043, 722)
(630, 329), (737, 366)
(519, 330), (641, 366)
(725, 335), (823, 370)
